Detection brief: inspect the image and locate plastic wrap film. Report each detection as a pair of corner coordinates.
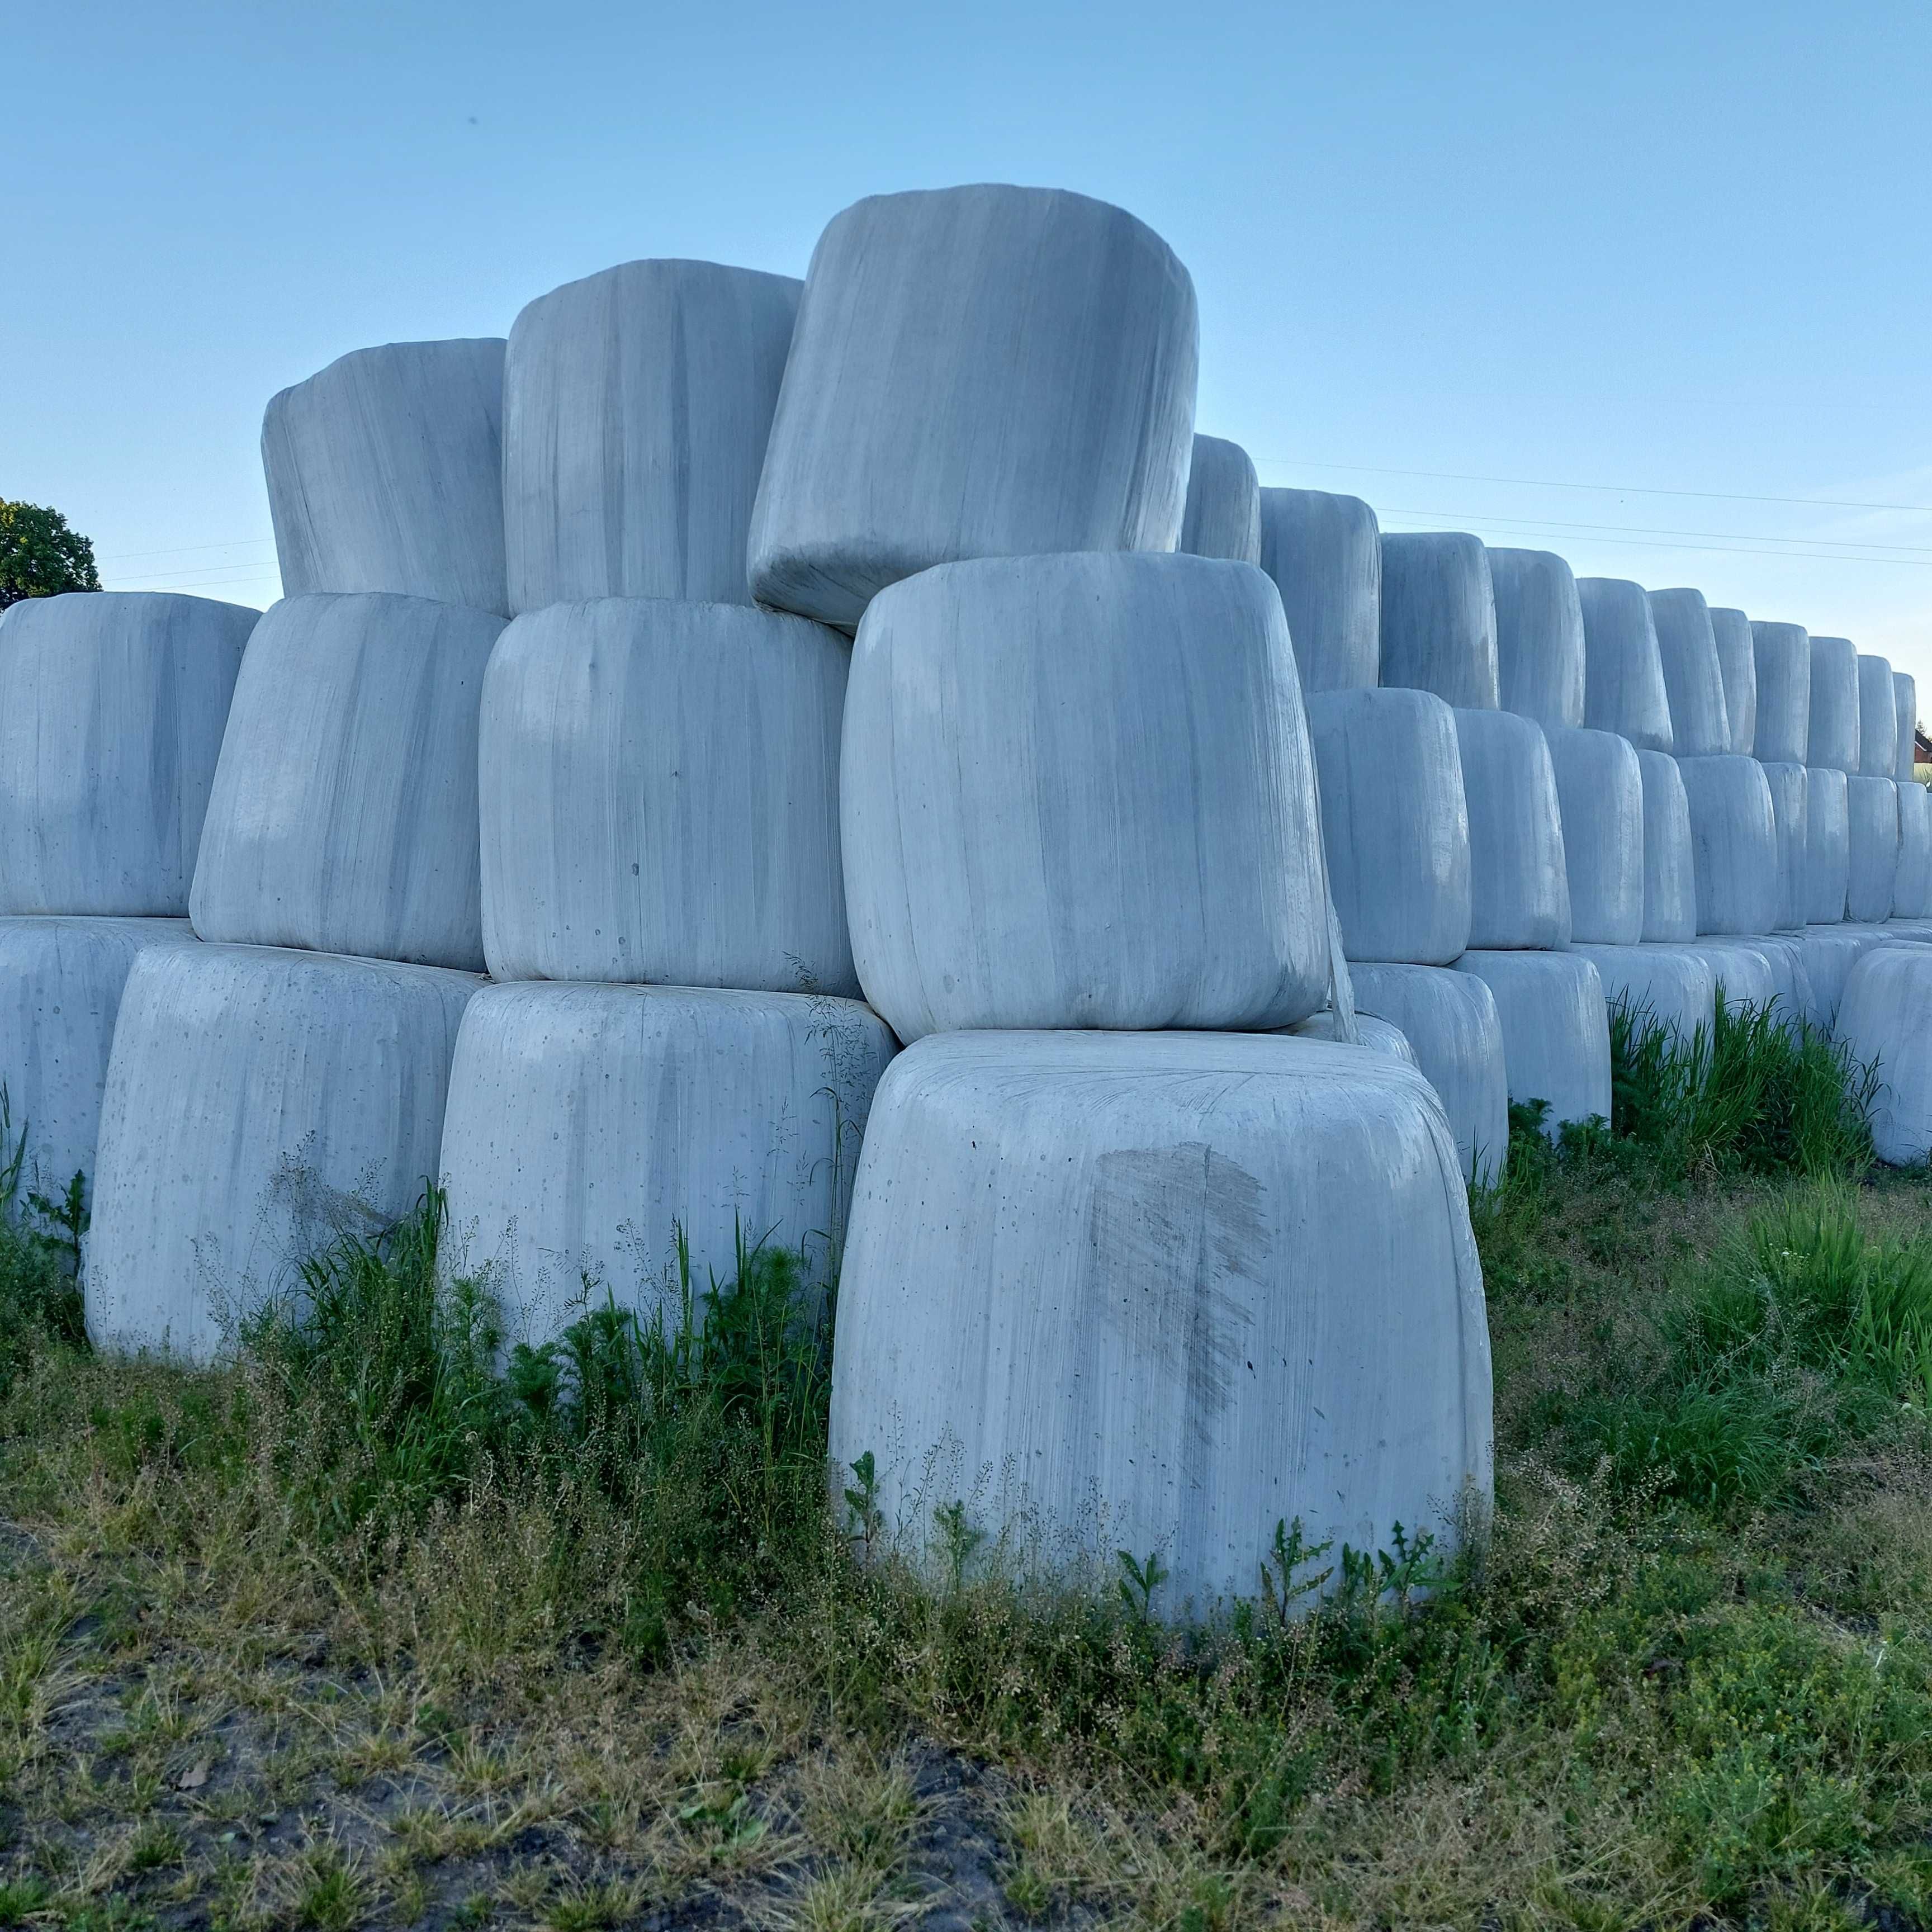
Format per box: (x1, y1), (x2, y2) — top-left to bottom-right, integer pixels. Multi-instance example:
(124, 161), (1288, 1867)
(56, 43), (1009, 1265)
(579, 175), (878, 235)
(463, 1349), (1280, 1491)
(1646, 588), (1731, 757)
(748, 186), (1197, 629)
(1676, 755), (1779, 936)
(1486, 547), (1586, 731)
(1545, 726), (1644, 945)
(1576, 577), (1673, 751)
(479, 597), (854, 993)
(840, 553), (1329, 1039)
(1455, 949), (1612, 1138)
(502, 259), (801, 611)
(1256, 489), (1380, 693)
(1377, 532), (1499, 709)
(827, 1030), (1493, 1614)
(1708, 608), (1757, 755)
(1347, 961), (1510, 1185)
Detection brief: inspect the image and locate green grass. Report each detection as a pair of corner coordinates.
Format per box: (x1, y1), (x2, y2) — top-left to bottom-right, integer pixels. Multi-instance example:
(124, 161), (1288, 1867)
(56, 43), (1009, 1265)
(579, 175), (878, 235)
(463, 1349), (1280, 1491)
(1, 1001), (1931, 1925)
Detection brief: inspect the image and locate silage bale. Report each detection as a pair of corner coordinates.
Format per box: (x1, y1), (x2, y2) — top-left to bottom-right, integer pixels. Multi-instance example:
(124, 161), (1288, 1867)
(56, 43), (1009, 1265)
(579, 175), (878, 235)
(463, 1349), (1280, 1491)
(1179, 434), (1261, 565)
(502, 259), (802, 612)
(840, 553), (1328, 1040)
(1895, 672), (1919, 782)
(1708, 607), (1757, 755)
(1284, 1010), (1417, 1066)
(1636, 749), (1697, 943)
(1756, 761), (1808, 932)
(1545, 725), (1644, 946)
(826, 1030), (1493, 1614)
(1307, 689), (1471, 965)
(1377, 531), (1499, 709)
(1576, 577), (1673, 751)
(1750, 620), (1811, 765)
(1676, 754), (1780, 936)
(1454, 709), (1570, 950)
(1569, 943), (1715, 1043)
(1806, 636), (1861, 773)
(1347, 960), (1509, 1185)
(262, 338), (508, 613)
(190, 594), (505, 972)
(1646, 588), (1731, 757)
(0, 917), (200, 1203)
(1834, 948), (1932, 1164)
(1256, 488), (1380, 692)
(1859, 654), (1900, 778)
(1676, 940), (1778, 1015)
(1895, 780), (1932, 920)
(1486, 547), (1586, 732)
(86, 944), (480, 1361)
(1455, 949), (1612, 1137)
(479, 598), (854, 994)
(1805, 766), (1851, 925)
(1846, 775), (1901, 923)
(0, 592), (256, 917)
(438, 982), (895, 1346)
(747, 185), (1197, 629)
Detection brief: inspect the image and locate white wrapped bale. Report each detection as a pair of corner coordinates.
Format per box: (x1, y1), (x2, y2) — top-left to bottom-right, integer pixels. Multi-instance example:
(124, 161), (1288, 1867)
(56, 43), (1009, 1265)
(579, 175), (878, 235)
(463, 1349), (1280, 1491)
(86, 945), (480, 1361)
(1636, 749), (1697, 944)
(1807, 636), (1861, 773)
(1308, 690), (1471, 965)
(262, 339), (508, 614)
(1178, 435), (1261, 565)
(1761, 763), (1810, 931)
(841, 553), (1328, 1040)
(1576, 577), (1673, 751)
(1676, 755), (1779, 936)
(190, 595), (504, 972)
(1805, 766), (1851, 925)
(1486, 548), (1586, 731)
(1846, 775), (1900, 924)
(0, 917), (200, 1202)
(1834, 948), (1932, 1165)
(1570, 944), (1715, 1044)
(1285, 1011), (1417, 1066)
(747, 186), (1197, 629)
(1347, 962), (1509, 1185)
(1858, 654), (1898, 778)
(502, 259), (801, 613)
(0, 593), (255, 917)
(1545, 726), (1644, 946)
(1455, 949), (1612, 1138)
(827, 1030), (1493, 1612)
(480, 598), (854, 993)
(439, 983), (894, 1345)
(1377, 532), (1499, 709)
(1896, 673), (1919, 782)
(1797, 924), (1900, 1031)
(1750, 621), (1811, 765)
(1896, 781), (1932, 920)
(1709, 608), (1757, 755)
(1453, 709), (1569, 949)
(1678, 941), (1777, 1015)
(1647, 589), (1731, 757)
(1256, 489), (1379, 693)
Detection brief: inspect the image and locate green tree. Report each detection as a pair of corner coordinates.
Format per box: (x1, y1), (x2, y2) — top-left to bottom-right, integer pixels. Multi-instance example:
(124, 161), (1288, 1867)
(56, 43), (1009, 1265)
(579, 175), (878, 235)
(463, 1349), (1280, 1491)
(0, 500), (101, 610)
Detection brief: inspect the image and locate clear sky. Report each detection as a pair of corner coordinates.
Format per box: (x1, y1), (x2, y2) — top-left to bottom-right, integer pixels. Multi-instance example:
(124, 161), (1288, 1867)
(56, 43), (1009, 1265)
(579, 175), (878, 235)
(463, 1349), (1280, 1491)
(5, 1), (1929, 695)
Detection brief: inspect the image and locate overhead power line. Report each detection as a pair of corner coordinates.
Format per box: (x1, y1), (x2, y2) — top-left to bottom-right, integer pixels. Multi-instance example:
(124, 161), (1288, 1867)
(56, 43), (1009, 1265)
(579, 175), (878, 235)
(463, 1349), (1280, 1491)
(1255, 458), (1932, 516)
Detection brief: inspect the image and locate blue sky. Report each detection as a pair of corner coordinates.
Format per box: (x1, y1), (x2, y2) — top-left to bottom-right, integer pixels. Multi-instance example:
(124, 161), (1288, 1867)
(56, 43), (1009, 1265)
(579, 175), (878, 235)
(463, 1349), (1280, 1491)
(5, 1), (1929, 690)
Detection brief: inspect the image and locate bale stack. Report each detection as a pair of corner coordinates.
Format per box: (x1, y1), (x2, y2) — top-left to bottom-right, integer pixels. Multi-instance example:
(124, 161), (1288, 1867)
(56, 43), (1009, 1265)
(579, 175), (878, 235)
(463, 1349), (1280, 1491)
(436, 257), (896, 1347)
(0, 591), (252, 1208)
(1381, 537), (1606, 1147)
(798, 186), (1491, 1609)
(86, 340), (512, 1357)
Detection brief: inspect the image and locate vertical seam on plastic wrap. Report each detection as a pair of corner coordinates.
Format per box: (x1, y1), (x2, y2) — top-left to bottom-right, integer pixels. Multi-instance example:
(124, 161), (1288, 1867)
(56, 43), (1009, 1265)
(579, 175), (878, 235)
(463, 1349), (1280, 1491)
(1306, 747), (1359, 1044)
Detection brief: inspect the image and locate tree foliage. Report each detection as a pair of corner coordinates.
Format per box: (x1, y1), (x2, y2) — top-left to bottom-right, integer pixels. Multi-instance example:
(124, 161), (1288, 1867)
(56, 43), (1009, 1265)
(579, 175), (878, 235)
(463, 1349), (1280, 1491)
(0, 499), (102, 610)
